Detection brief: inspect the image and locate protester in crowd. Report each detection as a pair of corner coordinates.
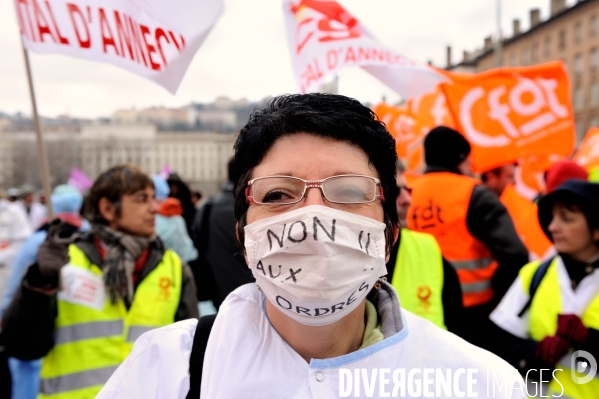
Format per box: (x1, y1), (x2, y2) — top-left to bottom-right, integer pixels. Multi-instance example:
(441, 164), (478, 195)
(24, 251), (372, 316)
(2, 164), (198, 399)
(153, 174), (198, 265)
(191, 190), (203, 208)
(532, 160), (590, 204)
(490, 180), (599, 398)
(6, 189), (19, 203)
(15, 183), (47, 230)
(156, 198), (198, 264)
(481, 163), (517, 197)
(0, 184), (85, 399)
(386, 160), (465, 334)
(0, 194), (32, 298)
(98, 94), (523, 399)
(486, 163), (555, 261)
(167, 173), (197, 235)
(152, 174), (170, 205)
(544, 160), (589, 195)
(191, 157), (254, 309)
(407, 126), (529, 349)
(0, 190), (27, 399)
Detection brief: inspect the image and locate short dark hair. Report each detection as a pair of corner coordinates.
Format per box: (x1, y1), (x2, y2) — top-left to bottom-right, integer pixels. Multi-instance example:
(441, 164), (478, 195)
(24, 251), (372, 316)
(233, 93), (398, 253)
(227, 157), (236, 182)
(85, 164), (153, 225)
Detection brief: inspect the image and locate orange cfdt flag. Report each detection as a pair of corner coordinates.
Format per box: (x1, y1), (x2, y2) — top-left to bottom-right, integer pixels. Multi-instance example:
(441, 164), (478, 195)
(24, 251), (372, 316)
(410, 84), (457, 134)
(373, 102), (420, 158)
(441, 61), (576, 173)
(574, 127), (599, 171)
(500, 185), (553, 260)
(405, 85), (458, 173)
(515, 153), (566, 196)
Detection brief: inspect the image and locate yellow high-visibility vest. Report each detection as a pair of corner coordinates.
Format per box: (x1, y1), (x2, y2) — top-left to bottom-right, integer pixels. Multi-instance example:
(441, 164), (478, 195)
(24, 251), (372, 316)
(391, 229), (446, 330)
(39, 244), (182, 399)
(519, 257), (599, 399)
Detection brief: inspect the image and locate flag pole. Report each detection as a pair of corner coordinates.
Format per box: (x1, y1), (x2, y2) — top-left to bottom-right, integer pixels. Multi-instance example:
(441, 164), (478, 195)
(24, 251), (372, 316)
(494, 0), (503, 68)
(21, 43), (54, 219)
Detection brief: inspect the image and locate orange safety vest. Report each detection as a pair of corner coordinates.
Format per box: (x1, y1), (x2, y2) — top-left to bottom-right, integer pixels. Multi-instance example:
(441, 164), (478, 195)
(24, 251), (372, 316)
(407, 172), (498, 308)
(499, 185), (553, 261)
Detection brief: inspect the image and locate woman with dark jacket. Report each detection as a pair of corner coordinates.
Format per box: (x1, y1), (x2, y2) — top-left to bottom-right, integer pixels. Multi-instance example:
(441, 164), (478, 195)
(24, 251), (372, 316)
(490, 179), (599, 398)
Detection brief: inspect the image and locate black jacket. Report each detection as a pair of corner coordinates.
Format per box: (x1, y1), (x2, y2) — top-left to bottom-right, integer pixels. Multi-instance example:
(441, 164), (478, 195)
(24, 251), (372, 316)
(386, 234), (466, 338)
(1, 232), (199, 360)
(421, 167), (529, 350)
(191, 182), (254, 308)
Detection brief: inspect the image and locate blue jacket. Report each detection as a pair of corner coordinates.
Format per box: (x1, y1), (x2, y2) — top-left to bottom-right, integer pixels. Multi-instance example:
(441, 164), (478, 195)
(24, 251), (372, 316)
(0, 230), (47, 317)
(156, 215), (198, 263)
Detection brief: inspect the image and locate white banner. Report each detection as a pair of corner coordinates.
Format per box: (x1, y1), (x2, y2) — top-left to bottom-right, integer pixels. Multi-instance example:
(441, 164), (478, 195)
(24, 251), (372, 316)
(283, 0), (445, 98)
(14, 0), (223, 94)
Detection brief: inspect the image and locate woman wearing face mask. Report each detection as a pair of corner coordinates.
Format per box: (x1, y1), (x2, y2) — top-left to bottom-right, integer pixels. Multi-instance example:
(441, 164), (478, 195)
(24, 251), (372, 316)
(490, 179), (599, 398)
(98, 94), (522, 399)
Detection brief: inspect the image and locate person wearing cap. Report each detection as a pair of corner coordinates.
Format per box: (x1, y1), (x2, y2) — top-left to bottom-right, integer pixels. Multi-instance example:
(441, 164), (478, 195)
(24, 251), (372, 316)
(6, 188), (20, 203)
(97, 94), (524, 399)
(15, 183), (47, 231)
(407, 126), (529, 349)
(385, 160), (466, 334)
(0, 185), (86, 399)
(544, 160), (589, 196)
(489, 180), (599, 398)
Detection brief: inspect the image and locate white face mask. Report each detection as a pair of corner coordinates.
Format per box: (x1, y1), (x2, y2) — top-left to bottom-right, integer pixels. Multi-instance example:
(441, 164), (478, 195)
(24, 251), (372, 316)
(244, 205), (387, 326)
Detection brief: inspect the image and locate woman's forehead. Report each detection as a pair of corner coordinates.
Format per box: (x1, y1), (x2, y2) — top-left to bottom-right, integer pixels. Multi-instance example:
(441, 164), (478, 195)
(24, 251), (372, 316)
(251, 133), (378, 179)
(552, 201), (582, 213)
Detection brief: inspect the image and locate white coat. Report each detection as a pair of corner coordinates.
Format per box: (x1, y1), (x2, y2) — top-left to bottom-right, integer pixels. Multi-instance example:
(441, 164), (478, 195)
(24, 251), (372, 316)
(98, 283), (525, 399)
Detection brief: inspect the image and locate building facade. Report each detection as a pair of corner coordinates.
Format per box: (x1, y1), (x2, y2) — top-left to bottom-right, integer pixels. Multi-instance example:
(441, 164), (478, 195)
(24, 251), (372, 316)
(0, 127), (236, 196)
(448, 0), (599, 141)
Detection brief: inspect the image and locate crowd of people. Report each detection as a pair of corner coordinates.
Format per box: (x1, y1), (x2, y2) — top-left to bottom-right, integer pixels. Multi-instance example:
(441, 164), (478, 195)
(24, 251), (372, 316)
(0, 93), (597, 399)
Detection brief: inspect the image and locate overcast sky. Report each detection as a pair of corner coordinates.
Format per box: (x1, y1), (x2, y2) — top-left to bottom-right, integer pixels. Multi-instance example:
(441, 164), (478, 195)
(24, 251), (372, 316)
(0, 0), (571, 118)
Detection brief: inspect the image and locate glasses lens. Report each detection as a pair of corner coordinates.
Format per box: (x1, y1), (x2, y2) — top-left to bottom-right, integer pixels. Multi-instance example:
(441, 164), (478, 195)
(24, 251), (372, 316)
(251, 177), (305, 204)
(322, 176), (377, 203)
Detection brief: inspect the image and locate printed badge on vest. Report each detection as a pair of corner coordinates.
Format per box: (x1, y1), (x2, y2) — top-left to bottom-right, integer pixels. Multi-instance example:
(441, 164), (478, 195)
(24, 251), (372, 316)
(58, 264), (106, 310)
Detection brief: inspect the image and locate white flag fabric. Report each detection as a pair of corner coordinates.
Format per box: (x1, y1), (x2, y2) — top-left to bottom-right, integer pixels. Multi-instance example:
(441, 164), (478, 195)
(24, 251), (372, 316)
(283, 0), (445, 98)
(14, 0), (223, 94)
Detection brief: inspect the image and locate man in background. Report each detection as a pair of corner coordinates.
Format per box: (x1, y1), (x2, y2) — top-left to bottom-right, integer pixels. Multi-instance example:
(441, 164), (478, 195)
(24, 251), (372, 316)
(192, 158), (254, 309)
(15, 184), (46, 231)
(481, 163), (516, 197)
(408, 126), (528, 349)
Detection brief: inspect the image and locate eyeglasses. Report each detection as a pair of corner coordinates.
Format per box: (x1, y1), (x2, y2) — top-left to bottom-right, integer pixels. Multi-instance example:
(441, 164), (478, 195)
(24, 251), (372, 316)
(397, 185), (412, 195)
(246, 175), (385, 205)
